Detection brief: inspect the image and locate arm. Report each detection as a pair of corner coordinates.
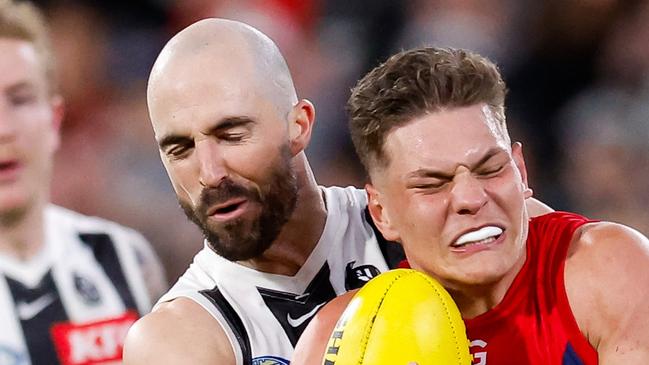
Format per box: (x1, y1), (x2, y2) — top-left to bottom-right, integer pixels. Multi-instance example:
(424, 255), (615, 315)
(565, 222), (649, 364)
(123, 297), (236, 365)
(291, 290), (357, 365)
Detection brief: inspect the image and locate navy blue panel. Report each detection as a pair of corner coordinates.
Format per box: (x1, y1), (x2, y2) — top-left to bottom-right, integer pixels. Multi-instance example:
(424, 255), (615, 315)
(78, 233), (139, 313)
(6, 271), (67, 364)
(562, 343), (585, 365)
(258, 263), (336, 347)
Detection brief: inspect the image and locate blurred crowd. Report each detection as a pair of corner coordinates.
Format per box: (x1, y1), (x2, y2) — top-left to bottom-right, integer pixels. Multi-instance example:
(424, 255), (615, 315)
(31, 0), (649, 282)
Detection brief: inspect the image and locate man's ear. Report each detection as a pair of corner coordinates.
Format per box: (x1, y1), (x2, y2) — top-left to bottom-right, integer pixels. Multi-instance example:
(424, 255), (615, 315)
(366, 183), (401, 242)
(288, 99), (315, 156)
(512, 142), (532, 198)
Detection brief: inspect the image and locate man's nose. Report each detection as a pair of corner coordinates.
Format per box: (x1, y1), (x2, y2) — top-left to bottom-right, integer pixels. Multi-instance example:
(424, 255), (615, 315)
(449, 173), (488, 215)
(196, 139), (228, 188)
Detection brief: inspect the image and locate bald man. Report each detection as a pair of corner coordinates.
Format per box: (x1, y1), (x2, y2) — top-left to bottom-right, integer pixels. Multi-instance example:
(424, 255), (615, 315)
(123, 18), (551, 364)
(122, 18), (409, 365)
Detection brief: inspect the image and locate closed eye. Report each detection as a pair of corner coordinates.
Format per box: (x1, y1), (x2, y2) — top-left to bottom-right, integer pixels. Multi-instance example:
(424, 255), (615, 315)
(218, 132), (247, 143)
(408, 180), (449, 193)
(476, 163), (506, 178)
(165, 142), (193, 159)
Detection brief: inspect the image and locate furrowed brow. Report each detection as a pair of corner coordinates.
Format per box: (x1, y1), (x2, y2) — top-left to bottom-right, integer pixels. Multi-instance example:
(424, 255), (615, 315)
(470, 148), (506, 170)
(406, 168), (454, 180)
(405, 148), (508, 179)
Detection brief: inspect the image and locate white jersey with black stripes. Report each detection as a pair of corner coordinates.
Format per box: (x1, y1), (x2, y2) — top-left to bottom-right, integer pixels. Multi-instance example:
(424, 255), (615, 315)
(156, 186), (404, 365)
(0, 205), (166, 365)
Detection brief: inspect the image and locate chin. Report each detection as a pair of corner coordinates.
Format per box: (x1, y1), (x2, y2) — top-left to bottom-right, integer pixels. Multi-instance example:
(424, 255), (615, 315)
(0, 190), (30, 213)
(433, 265), (507, 289)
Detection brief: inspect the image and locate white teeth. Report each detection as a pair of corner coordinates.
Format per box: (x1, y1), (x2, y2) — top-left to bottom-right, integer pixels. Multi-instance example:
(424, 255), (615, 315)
(455, 226), (503, 246)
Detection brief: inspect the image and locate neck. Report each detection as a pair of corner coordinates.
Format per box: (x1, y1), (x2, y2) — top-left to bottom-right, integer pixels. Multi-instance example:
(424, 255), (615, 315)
(449, 250), (527, 319)
(0, 202), (46, 261)
(240, 155), (327, 275)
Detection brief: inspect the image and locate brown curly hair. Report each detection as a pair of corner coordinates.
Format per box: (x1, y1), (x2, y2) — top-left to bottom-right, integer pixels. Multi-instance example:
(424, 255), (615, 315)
(348, 47), (508, 173)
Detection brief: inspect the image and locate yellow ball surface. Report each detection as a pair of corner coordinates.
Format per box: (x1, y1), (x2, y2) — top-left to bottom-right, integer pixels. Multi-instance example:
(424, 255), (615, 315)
(322, 269), (472, 365)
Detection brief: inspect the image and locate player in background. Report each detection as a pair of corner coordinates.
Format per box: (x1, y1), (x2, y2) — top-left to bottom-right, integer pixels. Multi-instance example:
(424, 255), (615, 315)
(0, 1), (166, 363)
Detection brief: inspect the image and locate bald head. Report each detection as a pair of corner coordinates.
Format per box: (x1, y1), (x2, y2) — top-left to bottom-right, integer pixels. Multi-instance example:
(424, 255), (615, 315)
(147, 18), (297, 128)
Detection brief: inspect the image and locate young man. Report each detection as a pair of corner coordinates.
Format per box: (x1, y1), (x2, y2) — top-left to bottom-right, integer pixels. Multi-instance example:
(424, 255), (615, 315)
(292, 47), (649, 364)
(0, 1), (166, 364)
(124, 19), (551, 365)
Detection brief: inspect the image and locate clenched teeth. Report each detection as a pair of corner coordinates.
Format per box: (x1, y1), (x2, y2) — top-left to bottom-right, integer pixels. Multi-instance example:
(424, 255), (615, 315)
(454, 226), (503, 247)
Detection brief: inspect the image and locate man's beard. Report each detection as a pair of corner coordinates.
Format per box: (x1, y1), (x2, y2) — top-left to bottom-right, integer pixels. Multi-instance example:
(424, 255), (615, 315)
(179, 145), (298, 261)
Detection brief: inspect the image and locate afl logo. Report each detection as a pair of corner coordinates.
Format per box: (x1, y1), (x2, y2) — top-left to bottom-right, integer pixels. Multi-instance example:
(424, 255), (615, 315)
(251, 356), (289, 365)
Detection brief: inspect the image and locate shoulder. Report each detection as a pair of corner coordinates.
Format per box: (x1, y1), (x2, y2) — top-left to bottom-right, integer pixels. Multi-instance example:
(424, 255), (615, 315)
(47, 204), (150, 246)
(47, 204), (162, 275)
(124, 297), (235, 364)
(291, 290), (357, 365)
(48, 205), (167, 300)
(566, 221), (649, 275)
(565, 221), (649, 354)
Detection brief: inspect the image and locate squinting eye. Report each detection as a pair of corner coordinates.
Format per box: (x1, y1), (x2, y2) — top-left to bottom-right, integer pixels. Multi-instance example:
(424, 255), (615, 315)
(479, 165), (504, 176)
(412, 182), (447, 191)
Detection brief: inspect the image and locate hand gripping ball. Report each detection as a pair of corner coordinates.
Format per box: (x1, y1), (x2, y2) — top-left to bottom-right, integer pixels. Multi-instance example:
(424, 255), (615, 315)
(322, 269), (472, 365)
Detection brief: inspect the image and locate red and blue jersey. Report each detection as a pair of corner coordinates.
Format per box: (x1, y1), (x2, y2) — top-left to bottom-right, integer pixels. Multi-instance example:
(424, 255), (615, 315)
(464, 212), (598, 365)
(399, 212), (598, 364)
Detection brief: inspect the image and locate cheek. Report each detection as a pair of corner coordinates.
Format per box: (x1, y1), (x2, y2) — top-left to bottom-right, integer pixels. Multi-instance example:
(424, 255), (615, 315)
(228, 142), (288, 183)
(486, 176), (526, 217)
(23, 120), (57, 166)
(393, 195), (446, 243)
(162, 161), (196, 202)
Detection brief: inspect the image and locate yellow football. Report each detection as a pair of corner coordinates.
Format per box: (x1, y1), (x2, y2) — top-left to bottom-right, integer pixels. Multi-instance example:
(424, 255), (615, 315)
(322, 269), (472, 365)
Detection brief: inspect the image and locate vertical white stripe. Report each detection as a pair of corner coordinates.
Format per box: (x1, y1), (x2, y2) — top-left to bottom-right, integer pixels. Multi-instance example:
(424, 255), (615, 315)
(0, 276), (31, 364)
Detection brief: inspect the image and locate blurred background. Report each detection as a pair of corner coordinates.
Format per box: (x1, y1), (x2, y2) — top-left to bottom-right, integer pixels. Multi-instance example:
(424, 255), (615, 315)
(30, 0), (649, 283)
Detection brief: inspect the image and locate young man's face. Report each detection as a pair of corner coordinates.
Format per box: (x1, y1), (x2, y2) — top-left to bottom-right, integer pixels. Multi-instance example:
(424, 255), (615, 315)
(368, 104), (531, 290)
(148, 52), (298, 261)
(0, 38), (60, 223)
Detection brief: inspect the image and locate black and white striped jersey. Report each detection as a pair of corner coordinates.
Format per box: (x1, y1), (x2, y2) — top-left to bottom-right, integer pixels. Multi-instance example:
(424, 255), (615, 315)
(0, 205), (165, 365)
(156, 186), (404, 365)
